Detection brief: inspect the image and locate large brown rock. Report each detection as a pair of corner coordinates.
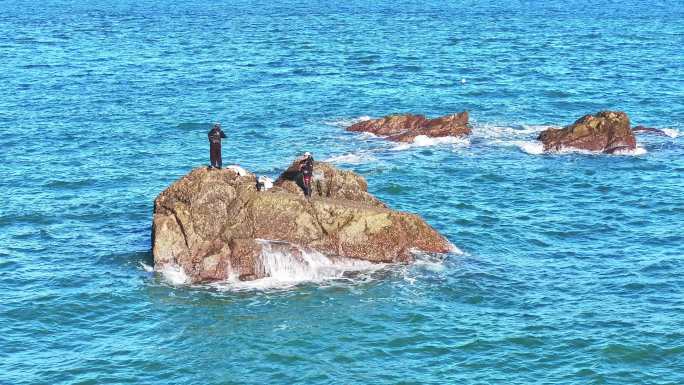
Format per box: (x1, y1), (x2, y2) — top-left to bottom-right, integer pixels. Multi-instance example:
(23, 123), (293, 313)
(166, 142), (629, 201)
(152, 160), (451, 283)
(537, 111), (637, 153)
(347, 112), (471, 143)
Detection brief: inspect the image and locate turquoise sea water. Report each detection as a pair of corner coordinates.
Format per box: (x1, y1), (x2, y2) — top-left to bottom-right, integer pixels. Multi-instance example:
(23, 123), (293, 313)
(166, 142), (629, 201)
(2, 1), (683, 383)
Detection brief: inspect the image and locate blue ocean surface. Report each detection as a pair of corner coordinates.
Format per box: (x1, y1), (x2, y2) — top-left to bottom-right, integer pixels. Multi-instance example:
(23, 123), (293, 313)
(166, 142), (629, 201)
(1, 0), (683, 384)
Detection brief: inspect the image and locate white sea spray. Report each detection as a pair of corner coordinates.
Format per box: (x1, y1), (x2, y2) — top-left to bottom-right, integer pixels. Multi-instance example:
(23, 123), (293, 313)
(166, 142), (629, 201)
(323, 115), (372, 127)
(157, 263), (190, 285)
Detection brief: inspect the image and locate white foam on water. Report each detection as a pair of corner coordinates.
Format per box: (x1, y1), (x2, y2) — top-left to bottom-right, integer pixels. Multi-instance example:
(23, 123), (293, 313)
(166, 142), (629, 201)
(552, 146), (603, 155)
(261, 242), (381, 282)
(408, 250), (446, 273)
(519, 124), (555, 133)
(157, 263), (190, 285)
(551, 145), (641, 156)
(662, 128), (679, 138)
(514, 141), (545, 155)
(155, 242), (461, 291)
(403, 248), (459, 277)
(357, 131), (380, 140)
(325, 151), (377, 164)
(499, 138), (648, 157)
(391, 142), (411, 151)
(391, 135), (470, 151)
(413, 135), (469, 147)
(213, 241), (386, 291)
(472, 123), (554, 154)
(538, 146), (648, 156)
(612, 146), (648, 156)
(139, 262), (154, 273)
(226, 165), (250, 176)
(412, 258), (446, 273)
(448, 243), (465, 255)
(324, 115), (372, 127)
(472, 123), (552, 141)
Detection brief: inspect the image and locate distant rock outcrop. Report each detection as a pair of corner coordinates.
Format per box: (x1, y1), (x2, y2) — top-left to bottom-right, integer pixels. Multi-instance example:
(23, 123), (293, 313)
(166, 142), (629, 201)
(537, 111), (636, 153)
(152, 160), (451, 283)
(347, 112), (471, 142)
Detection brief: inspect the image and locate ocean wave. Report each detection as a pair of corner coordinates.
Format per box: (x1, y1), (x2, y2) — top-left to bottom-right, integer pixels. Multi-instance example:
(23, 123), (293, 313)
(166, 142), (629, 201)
(473, 123), (553, 153)
(153, 240), (457, 291)
(508, 140), (648, 156)
(448, 243), (465, 255)
(411, 256), (447, 273)
(324, 151), (377, 164)
(662, 128), (680, 138)
(512, 141), (545, 155)
(472, 123), (552, 140)
(213, 241), (386, 291)
(545, 145), (648, 156)
(611, 147), (648, 156)
(44, 178), (97, 189)
(157, 263), (190, 285)
(139, 261), (154, 273)
(408, 246), (462, 274)
(547, 145), (649, 156)
(391, 135), (470, 151)
(357, 131), (380, 140)
(323, 115), (372, 128)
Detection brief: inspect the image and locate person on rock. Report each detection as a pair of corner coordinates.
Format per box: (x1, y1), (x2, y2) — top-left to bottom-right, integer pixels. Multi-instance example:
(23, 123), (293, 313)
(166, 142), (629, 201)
(299, 152), (314, 197)
(207, 123), (226, 169)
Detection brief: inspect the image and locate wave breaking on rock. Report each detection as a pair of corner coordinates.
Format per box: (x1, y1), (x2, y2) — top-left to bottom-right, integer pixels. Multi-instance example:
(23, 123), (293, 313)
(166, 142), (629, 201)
(537, 111), (636, 154)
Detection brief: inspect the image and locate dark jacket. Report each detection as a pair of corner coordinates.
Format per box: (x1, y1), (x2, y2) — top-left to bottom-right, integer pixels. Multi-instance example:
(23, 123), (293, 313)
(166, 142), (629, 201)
(300, 157), (314, 177)
(208, 128), (226, 145)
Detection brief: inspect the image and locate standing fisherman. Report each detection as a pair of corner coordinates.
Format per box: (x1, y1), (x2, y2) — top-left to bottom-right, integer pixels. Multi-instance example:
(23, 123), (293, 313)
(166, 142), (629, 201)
(299, 152), (314, 197)
(208, 123), (226, 169)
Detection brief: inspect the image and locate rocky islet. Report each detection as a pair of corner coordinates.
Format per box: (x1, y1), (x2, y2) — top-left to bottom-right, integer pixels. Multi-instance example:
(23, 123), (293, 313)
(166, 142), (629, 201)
(152, 159), (452, 283)
(346, 112), (471, 142)
(346, 110), (668, 153)
(536, 111), (636, 153)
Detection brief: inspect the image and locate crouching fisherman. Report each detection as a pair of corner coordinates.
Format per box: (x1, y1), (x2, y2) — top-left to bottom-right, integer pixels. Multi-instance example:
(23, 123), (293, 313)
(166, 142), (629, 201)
(208, 123), (226, 169)
(299, 152), (314, 197)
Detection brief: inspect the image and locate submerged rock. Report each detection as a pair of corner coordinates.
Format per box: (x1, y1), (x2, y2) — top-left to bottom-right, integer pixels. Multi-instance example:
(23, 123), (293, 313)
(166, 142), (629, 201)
(347, 112), (471, 142)
(537, 111), (636, 153)
(152, 160), (451, 283)
(632, 125), (668, 136)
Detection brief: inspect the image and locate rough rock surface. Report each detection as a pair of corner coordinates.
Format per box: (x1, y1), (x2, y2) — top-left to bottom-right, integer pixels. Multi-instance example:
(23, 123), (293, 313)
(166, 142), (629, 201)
(537, 111), (636, 153)
(632, 125), (668, 136)
(152, 160), (451, 283)
(347, 112), (471, 142)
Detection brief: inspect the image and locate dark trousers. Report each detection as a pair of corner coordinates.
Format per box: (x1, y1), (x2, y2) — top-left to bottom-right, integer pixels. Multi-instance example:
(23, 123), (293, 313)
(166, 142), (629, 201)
(303, 175), (312, 197)
(210, 143), (222, 168)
